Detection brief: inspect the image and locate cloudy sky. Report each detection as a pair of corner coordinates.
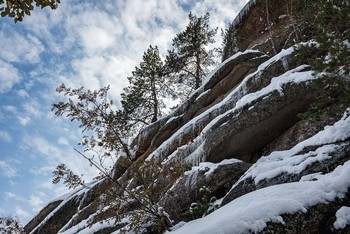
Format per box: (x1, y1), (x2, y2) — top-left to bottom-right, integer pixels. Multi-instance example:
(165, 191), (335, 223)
(0, 0), (249, 224)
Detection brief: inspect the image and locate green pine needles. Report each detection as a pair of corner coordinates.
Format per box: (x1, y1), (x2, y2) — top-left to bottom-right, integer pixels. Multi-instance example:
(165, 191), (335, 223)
(296, 0), (350, 119)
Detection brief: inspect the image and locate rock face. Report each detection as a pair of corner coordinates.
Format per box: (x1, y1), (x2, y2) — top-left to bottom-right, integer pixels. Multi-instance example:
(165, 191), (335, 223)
(25, 1), (350, 233)
(232, 0), (306, 55)
(159, 159), (251, 222)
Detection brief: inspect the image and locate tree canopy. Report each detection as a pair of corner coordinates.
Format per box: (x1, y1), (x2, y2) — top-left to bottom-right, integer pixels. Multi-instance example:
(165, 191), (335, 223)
(221, 22), (238, 62)
(166, 12), (217, 95)
(121, 45), (173, 126)
(0, 0), (60, 22)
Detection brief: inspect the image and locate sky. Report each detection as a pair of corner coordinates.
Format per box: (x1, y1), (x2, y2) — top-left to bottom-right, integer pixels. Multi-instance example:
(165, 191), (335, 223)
(0, 0), (249, 224)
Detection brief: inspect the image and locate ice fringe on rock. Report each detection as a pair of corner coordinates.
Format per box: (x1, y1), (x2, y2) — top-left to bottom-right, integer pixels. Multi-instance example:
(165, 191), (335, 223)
(231, 0), (257, 28)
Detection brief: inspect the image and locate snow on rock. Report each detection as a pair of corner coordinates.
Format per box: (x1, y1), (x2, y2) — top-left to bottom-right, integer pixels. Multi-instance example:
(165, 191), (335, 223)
(202, 49), (261, 86)
(233, 109), (350, 185)
(184, 159), (243, 178)
(334, 206), (350, 229)
(201, 64), (312, 134)
(148, 47), (295, 164)
(168, 160), (350, 234)
(60, 217), (127, 234)
(29, 180), (101, 234)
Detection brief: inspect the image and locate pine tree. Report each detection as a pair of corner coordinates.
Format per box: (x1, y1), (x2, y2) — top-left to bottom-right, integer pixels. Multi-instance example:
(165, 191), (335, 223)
(121, 45), (171, 128)
(296, 0), (349, 79)
(310, 0), (349, 78)
(166, 12), (217, 95)
(221, 22), (238, 62)
(296, 0), (350, 118)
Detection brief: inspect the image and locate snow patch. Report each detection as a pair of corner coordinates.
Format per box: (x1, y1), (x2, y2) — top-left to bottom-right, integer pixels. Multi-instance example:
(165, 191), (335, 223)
(299, 172), (323, 182)
(184, 159), (243, 178)
(334, 206), (350, 229)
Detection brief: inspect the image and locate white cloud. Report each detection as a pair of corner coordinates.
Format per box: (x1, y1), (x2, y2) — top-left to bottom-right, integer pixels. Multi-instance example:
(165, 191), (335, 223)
(0, 161), (17, 178)
(17, 89), (30, 98)
(36, 180), (69, 197)
(23, 136), (60, 158)
(78, 26), (116, 55)
(15, 207), (31, 220)
(2, 105), (17, 113)
(58, 137), (69, 146)
(29, 193), (46, 212)
(9, 180), (17, 186)
(0, 60), (22, 94)
(22, 134), (99, 182)
(2, 99), (43, 126)
(23, 99), (43, 117)
(0, 130), (12, 142)
(0, 28), (44, 64)
(29, 166), (54, 176)
(4, 192), (25, 202)
(18, 116), (31, 126)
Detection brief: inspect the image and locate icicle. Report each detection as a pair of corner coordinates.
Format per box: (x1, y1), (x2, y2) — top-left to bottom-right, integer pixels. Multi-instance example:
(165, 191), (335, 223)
(232, 0), (258, 28)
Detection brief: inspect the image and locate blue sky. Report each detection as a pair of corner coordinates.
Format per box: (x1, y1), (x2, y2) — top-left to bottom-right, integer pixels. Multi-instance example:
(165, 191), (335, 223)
(0, 0), (248, 224)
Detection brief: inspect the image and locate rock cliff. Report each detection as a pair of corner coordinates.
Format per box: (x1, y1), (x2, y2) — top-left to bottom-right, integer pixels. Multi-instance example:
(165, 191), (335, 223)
(25, 0), (350, 233)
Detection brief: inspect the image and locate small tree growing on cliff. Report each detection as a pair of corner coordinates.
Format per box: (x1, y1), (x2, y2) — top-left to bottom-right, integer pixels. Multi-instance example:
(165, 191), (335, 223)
(166, 12), (217, 95)
(52, 84), (188, 233)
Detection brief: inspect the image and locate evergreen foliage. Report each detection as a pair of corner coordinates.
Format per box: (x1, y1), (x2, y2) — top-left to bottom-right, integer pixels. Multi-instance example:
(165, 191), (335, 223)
(296, 0), (350, 118)
(0, 0), (60, 22)
(221, 22), (238, 62)
(297, 0), (350, 80)
(298, 0), (350, 78)
(121, 45), (173, 128)
(166, 12), (217, 95)
(186, 186), (217, 220)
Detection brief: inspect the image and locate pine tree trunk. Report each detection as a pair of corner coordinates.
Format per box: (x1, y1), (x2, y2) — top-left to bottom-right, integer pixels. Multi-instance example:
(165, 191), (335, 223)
(195, 52), (201, 89)
(151, 76), (158, 122)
